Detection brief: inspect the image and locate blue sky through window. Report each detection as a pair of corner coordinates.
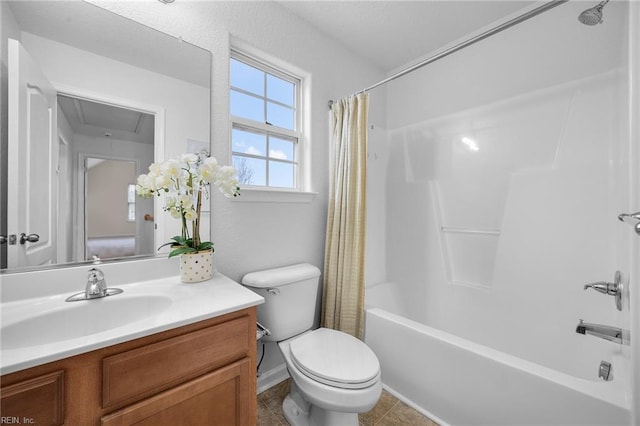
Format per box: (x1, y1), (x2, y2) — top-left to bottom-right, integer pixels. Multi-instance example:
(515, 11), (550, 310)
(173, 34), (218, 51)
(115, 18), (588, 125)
(231, 56), (298, 188)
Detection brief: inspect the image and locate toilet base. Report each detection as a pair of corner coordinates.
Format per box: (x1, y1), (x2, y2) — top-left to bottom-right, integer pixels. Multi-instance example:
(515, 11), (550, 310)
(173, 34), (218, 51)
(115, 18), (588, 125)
(282, 380), (360, 426)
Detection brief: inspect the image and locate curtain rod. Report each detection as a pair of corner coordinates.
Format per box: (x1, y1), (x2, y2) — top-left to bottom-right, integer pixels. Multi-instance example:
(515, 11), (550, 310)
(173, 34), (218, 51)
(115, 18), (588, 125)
(329, 0), (567, 108)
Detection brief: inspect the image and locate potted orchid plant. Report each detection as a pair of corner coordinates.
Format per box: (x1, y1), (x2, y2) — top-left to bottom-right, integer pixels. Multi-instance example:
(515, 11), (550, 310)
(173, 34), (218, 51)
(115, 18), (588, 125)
(136, 153), (240, 267)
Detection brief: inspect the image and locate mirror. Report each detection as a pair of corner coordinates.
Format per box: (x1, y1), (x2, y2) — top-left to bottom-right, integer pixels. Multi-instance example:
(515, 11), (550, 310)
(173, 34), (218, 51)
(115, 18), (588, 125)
(1, 1), (211, 272)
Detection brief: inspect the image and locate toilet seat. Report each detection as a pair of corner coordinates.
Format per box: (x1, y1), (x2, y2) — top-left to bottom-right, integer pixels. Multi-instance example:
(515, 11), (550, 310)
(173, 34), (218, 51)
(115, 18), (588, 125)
(289, 328), (380, 390)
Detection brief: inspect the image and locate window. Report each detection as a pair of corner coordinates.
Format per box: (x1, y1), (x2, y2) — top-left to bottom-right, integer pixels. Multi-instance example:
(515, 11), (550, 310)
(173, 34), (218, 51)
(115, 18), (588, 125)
(230, 51), (301, 190)
(127, 184), (136, 222)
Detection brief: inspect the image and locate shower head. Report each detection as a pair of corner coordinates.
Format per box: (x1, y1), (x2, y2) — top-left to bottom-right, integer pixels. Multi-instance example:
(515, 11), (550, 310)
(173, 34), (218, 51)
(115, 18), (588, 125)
(578, 0), (610, 25)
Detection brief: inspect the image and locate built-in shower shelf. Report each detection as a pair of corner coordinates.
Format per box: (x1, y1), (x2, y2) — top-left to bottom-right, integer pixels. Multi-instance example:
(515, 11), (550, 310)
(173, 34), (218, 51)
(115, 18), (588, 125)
(430, 181), (501, 290)
(440, 227), (500, 236)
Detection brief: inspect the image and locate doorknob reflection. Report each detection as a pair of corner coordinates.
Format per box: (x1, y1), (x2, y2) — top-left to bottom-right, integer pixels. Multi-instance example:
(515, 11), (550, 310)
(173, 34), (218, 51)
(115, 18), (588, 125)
(19, 233), (40, 244)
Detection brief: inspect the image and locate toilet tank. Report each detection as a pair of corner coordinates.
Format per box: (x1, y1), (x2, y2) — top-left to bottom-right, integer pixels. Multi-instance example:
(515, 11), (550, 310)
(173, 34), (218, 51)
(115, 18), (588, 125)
(242, 263), (321, 342)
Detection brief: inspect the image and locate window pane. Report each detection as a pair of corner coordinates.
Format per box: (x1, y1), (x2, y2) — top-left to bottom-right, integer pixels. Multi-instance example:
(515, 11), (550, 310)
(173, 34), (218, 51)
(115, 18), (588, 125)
(128, 203), (135, 222)
(269, 136), (294, 161)
(269, 161), (295, 188)
(230, 59), (264, 96)
(231, 90), (264, 122)
(127, 184), (136, 203)
(267, 74), (294, 106)
(233, 155), (266, 186)
(267, 102), (294, 130)
(232, 127), (266, 156)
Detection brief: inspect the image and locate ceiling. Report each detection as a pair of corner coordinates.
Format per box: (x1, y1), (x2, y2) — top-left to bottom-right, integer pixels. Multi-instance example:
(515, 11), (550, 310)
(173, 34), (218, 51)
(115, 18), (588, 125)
(7, 1), (210, 88)
(8, 1), (207, 145)
(277, 1), (538, 73)
(58, 95), (154, 144)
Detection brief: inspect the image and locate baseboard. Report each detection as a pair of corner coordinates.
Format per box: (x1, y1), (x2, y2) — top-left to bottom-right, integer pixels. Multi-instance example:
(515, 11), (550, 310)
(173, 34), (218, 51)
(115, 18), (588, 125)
(257, 363), (290, 394)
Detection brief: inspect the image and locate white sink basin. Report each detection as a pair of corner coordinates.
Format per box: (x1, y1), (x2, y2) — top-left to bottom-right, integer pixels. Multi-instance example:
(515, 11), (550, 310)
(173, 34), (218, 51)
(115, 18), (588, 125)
(2, 295), (172, 349)
(1, 267), (264, 376)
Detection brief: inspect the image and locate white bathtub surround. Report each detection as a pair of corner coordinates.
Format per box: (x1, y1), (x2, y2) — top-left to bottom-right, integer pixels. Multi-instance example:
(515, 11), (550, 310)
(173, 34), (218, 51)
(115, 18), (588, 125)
(627, 2), (640, 423)
(365, 307), (630, 426)
(364, 1), (636, 424)
(324, 93), (370, 339)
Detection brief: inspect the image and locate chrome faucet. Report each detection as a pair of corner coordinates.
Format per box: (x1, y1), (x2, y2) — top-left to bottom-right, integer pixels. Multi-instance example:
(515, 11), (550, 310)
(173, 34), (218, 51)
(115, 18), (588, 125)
(575, 320), (630, 345)
(66, 267), (123, 302)
(85, 267), (108, 299)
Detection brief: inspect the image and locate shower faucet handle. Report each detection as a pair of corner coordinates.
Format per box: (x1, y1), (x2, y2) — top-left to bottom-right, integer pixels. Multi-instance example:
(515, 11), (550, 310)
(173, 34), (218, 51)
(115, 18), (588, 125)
(583, 281), (617, 295)
(583, 270), (623, 311)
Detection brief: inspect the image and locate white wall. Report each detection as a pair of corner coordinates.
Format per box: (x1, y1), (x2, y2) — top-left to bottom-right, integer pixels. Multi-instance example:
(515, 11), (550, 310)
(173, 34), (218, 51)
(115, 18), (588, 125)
(378, 0), (632, 399)
(89, 0), (384, 379)
(86, 160), (135, 238)
(90, 0), (384, 281)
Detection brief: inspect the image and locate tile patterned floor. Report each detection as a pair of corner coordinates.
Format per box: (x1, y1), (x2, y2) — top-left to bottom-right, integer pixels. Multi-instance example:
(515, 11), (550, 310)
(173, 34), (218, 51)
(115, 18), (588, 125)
(257, 379), (439, 426)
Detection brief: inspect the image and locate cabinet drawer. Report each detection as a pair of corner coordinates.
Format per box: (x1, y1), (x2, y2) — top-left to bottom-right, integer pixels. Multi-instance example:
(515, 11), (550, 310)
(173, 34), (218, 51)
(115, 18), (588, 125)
(0, 370), (64, 426)
(101, 358), (252, 426)
(103, 315), (250, 408)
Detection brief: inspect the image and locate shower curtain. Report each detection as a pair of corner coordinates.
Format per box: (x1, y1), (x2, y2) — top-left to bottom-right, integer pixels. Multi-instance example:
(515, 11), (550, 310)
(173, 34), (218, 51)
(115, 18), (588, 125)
(322, 93), (369, 339)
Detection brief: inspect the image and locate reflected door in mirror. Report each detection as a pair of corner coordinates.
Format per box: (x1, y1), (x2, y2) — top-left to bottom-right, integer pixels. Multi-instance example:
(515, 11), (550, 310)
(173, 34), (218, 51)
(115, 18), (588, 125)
(6, 39), (57, 269)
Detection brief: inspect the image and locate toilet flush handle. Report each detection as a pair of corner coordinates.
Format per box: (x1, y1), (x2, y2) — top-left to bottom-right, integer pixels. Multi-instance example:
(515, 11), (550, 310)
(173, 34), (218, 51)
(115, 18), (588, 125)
(267, 288), (280, 295)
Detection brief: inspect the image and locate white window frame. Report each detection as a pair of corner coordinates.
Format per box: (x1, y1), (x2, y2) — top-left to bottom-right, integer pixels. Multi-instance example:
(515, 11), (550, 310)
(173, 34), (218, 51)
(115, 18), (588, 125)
(229, 49), (305, 193)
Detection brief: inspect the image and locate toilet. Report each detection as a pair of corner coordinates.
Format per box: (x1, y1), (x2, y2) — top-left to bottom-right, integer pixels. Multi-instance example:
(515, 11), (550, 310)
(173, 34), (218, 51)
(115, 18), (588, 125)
(242, 263), (382, 426)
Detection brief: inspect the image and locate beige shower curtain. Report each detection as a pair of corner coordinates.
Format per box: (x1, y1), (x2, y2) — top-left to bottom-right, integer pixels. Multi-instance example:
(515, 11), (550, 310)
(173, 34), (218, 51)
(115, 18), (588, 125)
(322, 93), (369, 340)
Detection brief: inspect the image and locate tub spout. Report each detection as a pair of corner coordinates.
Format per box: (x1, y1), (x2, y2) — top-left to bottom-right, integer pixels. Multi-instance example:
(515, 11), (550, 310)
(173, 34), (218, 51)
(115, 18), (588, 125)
(576, 320), (630, 345)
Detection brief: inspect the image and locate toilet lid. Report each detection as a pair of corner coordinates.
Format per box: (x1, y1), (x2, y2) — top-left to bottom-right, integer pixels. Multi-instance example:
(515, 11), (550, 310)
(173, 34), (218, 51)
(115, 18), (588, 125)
(289, 328), (380, 390)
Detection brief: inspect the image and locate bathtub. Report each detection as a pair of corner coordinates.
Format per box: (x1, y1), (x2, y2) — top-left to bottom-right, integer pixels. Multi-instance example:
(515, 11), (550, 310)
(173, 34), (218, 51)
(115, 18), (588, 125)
(364, 283), (631, 426)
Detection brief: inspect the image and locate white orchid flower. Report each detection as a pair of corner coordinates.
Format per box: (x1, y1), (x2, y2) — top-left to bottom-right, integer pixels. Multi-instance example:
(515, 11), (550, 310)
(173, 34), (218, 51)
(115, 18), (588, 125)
(136, 153), (240, 257)
(181, 153), (199, 164)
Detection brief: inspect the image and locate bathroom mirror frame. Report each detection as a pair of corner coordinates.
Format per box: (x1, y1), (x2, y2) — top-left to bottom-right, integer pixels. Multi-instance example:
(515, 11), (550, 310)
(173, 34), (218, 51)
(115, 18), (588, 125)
(0, 1), (212, 274)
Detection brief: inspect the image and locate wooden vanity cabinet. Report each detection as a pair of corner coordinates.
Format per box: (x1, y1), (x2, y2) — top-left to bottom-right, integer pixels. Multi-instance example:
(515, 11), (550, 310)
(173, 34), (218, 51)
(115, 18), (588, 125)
(0, 307), (257, 426)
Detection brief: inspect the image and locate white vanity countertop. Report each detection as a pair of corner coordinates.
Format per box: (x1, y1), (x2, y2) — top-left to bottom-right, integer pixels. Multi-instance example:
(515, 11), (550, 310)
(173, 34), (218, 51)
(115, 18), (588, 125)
(0, 271), (264, 375)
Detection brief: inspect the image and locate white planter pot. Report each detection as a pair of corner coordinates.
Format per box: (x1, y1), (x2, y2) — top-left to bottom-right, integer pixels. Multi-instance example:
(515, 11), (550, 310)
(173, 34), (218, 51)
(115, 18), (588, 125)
(179, 249), (213, 283)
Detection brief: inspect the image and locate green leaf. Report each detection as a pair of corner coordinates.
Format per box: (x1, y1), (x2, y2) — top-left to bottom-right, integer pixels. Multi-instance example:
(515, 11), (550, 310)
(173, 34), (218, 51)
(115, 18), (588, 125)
(157, 241), (175, 250)
(197, 241), (214, 252)
(158, 235), (196, 252)
(168, 246), (197, 258)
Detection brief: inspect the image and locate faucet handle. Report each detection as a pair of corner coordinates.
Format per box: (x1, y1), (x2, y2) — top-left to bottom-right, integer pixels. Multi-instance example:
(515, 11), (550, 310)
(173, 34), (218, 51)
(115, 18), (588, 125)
(583, 281), (617, 295)
(88, 267), (104, 282)
(583, 271), (623, 311)
(87, 267), (107, 297)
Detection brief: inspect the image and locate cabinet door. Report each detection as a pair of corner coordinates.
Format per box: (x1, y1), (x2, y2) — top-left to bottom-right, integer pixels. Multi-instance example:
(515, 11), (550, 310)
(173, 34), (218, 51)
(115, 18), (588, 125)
(101, 358), (252, 426)
(0, 370), (64, 426)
